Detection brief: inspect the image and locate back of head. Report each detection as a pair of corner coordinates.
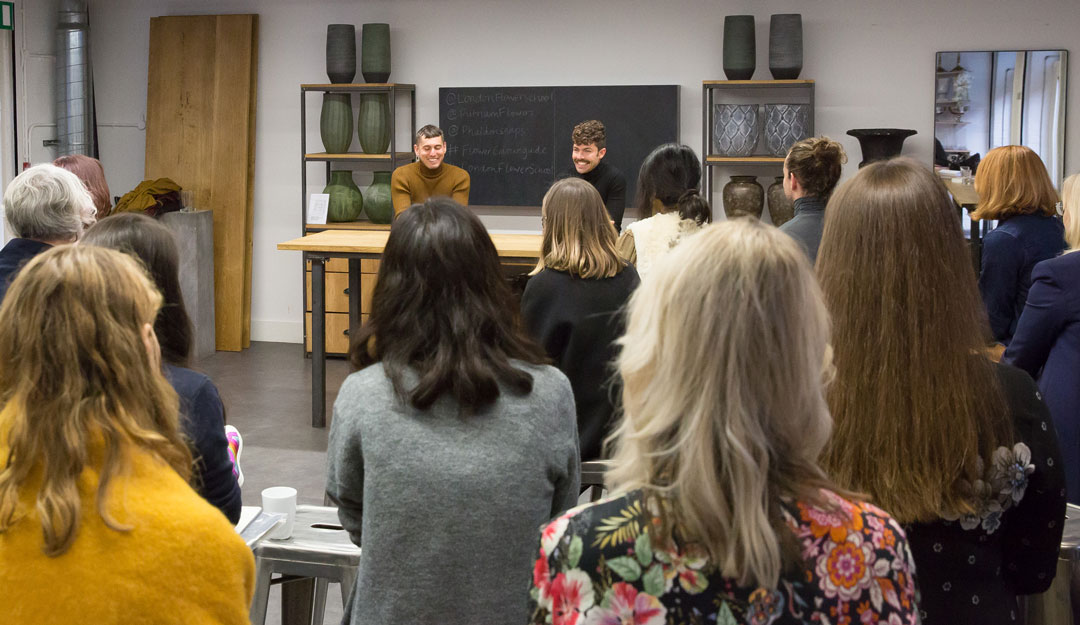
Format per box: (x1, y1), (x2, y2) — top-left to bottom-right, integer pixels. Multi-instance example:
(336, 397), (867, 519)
(571, 119), (606, 149)
(3, 164), (96, 241)
(53, 154), (112, 220)
(972, 145), (1059, 220)
(635, 143), (712, 225)
(0, 245), (191, 557)
(535, 177), (623, 279)
(784, 136), (847, 201)
(349, 198), (546, 412)
(1063, 173), (1080, 251)
(606, 217), (835, 588)
(817, 157), (1010, 523)
(82, 213), (193, 367)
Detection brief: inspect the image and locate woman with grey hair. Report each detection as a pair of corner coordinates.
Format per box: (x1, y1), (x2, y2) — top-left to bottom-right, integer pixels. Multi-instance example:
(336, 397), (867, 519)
(0, 163), (96, 301)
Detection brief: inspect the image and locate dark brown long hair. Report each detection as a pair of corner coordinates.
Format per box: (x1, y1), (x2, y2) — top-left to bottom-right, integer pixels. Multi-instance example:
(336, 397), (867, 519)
(635, 143), (712, 224)
(349, 198), (548, 413)
(82, 213), (194, 367)
(816, 157), (1012, 524)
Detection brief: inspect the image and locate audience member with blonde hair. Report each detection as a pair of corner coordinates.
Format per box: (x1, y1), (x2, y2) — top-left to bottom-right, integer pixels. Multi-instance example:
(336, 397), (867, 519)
(778, 136), (846, 262)
(54, 154), (112, 220)
(521, 178), (639, 461)
(0, 245), (253, 624)
(532, 218), (918, 625)
(974, 145), (1065, 344)
(616, 143), (711, 278)
(817, 157), (1065, 624)
(0, 163), (97, 301)
(1006, 172), (1080, 503)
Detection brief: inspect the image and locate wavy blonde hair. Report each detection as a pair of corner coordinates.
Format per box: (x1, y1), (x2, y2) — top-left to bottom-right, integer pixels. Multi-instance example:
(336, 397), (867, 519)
(1062, 173), (1080, 252)
(605, 217), (837, 588)
(0, 245), (192, 557)
(532, 178), (624, 279)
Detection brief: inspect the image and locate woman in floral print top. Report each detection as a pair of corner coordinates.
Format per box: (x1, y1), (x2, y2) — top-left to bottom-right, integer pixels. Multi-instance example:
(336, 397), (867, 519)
(530, 219), (920, 625)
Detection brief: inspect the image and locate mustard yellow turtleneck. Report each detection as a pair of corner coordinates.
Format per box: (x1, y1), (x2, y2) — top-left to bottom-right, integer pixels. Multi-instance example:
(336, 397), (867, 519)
(390, 161), (471, 215)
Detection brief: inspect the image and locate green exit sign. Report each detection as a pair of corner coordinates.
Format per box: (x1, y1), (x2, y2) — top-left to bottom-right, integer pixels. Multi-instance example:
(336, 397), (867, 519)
(0, 3), (12, 30)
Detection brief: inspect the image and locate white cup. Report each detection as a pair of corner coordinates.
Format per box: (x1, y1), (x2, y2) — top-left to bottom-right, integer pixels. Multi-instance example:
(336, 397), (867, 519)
(261, 486), (297, 540)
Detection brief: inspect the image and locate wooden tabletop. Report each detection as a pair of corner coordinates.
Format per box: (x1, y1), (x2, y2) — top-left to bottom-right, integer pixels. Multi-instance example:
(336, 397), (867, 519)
(940, 176), (980, 207)
(278, 229), (543, 258)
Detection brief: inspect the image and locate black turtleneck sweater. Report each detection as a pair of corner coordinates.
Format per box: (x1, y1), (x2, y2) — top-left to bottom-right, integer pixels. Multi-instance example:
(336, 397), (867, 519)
(778, 196), (826, 263)
(564, 160), (627, 232)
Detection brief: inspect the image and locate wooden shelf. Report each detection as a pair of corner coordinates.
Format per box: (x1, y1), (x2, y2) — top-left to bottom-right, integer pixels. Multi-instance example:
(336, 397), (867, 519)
(706, 156), (786, 164)
(306, 221), (392, 232)
(703, 79), (814, 86)
(301, 83), (416, 92)
(305, 152), (413, 162)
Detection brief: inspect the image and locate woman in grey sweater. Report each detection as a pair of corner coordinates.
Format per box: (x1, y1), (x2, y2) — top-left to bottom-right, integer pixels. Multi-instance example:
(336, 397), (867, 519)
(326, 198), (581, 625)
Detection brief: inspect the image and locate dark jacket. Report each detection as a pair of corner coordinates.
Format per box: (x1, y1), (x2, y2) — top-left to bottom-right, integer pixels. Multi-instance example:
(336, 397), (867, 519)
(1005, 251), (1080, 503)
(563, 161), (627, 232)
(520, 266), (639, 461)
(778, 196), (825, 263)
(0, 238), (51, 302)
(165, 364), (242, 523)
(979, 213), (1065, 344)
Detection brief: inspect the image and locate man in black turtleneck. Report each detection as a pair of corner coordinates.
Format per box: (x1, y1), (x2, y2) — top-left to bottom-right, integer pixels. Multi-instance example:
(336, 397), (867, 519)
(563, 120), (627, 232)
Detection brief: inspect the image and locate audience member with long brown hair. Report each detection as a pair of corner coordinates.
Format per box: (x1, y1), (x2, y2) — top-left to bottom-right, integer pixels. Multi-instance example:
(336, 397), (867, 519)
(521, 177), (639, 461)
(0, 245), (252, 624)
(973, 145), (1064, 345)
(54, 154), (112, 221)
(818, 157), (1065, 624)
(532, 218), (918, 625)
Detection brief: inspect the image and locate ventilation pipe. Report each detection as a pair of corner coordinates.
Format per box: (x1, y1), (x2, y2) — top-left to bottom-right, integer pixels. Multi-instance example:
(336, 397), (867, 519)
(55, 0), (94, 157)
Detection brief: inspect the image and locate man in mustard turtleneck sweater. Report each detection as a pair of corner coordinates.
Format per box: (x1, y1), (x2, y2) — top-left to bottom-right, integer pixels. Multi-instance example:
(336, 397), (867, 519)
(391, 125), (471, 216)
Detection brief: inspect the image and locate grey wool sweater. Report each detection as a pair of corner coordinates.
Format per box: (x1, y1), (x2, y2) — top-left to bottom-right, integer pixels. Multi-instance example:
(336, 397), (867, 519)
(326, 361), (581, 625)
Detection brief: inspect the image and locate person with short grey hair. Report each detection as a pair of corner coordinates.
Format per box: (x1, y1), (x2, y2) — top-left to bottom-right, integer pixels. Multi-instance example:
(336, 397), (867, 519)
(0, 163), (96, 301)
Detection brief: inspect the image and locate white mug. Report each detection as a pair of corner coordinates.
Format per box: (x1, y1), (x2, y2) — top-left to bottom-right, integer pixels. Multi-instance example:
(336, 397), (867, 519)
(261, 486), (297, 540)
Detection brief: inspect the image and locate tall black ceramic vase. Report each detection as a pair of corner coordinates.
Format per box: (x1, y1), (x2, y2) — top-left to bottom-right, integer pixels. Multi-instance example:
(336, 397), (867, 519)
(723, 16), (755, 80)
(769, 14), (802, 79)
(846, 128), (918, 168)
(325, 24), (356, 84)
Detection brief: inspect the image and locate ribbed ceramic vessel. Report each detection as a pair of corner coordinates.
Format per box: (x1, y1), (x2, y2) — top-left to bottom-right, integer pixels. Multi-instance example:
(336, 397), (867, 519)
(764, 104), (810, 156)
(361, 23), (391, 83)
(722, 175), (764, 219)
(769, 14), (803, 79)
(714, 104), (759, 157)
(358, 94), (390, 154)
(767, 176), (795, 226)
(323, 170), (364, 222)
(363, 171), (394, 224)
(319, 94), (353, 153)
(325, 24), (356, 84)
(722, 16), (756, 80)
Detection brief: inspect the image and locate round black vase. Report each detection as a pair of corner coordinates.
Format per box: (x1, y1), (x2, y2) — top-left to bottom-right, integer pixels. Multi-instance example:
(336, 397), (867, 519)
(846, 128), (918, 168)
(769, 14), (802, 79)
(325, 24), (356, 84)
(723, 16), (755, 80)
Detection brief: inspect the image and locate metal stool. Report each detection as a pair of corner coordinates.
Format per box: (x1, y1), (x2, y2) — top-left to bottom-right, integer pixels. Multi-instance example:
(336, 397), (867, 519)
(250, 505), (362, 625)
(581, 461), (607, 502)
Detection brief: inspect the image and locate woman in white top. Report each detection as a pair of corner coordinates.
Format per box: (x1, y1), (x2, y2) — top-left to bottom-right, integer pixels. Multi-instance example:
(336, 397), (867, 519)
(616, 143), (712, 278)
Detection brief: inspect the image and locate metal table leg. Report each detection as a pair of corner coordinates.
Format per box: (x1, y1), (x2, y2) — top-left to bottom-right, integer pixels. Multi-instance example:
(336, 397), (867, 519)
(310, 254), (327, 428)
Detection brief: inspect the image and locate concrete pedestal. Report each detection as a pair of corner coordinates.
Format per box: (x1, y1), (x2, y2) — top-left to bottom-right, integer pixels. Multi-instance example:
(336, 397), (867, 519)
(161, 210), (216, 362)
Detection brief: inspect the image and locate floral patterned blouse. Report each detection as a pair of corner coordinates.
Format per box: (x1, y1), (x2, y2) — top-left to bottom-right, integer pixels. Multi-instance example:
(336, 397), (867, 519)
(529, 488), (920, 625)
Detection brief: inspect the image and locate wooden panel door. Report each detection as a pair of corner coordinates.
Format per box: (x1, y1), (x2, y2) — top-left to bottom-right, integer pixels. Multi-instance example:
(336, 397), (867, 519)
(145, 14), (259, 351)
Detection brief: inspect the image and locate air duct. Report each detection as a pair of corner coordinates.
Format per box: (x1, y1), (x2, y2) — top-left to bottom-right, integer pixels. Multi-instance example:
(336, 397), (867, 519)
(55, 0), (94, 157)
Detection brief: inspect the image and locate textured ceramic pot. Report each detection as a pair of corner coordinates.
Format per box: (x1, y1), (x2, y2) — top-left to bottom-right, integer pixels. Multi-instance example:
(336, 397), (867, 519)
(723, 16), (755, 80)
(722, 175), (764, 219)
(363, 171), (393, 224)
(361, 23), (391, 83)
(769, 14), (803, 79)
(714, 104), (759, 157)
(358, 94), (391, 154)
(325, 24), (356, 84)
(846, 128), (918, 167)
(319, 94), (353, 153)
(323, 170), (364, 222)
(767, 176), (795, 226)
(764, 104), (810, 156)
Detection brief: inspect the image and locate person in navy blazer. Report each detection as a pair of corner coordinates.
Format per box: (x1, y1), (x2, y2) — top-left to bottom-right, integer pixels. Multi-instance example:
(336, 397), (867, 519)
(975, 146), (1065, 345)
(1006, 172), (1080, 503)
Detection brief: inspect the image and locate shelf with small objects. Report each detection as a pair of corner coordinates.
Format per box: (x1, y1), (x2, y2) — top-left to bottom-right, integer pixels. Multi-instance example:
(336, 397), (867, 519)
(701, 80), (815, 225)
(300, 82), (416, 355)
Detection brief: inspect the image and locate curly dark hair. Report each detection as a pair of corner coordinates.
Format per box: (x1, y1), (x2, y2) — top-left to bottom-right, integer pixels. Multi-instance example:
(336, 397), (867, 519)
(572, 120), (606, 149)
(785, 137), (847, 201)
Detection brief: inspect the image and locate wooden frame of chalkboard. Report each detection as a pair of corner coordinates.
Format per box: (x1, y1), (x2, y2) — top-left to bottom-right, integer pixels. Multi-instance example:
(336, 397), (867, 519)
(439, 85), (679, 207)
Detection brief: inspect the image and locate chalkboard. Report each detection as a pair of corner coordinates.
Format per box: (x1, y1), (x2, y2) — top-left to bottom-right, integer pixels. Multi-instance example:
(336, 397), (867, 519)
(440, 85), (679, 207)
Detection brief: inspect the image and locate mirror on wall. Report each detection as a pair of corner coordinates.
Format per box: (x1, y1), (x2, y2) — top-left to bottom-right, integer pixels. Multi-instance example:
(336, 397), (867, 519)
(934, 50), (1068, 187)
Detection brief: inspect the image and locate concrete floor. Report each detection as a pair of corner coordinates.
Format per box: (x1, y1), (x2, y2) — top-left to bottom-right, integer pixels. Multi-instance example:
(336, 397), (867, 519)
(197, 341), (353, 625)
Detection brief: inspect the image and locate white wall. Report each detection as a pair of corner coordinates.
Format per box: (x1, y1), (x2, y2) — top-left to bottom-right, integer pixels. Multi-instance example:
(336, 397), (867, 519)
(33, 0), (1079, 343)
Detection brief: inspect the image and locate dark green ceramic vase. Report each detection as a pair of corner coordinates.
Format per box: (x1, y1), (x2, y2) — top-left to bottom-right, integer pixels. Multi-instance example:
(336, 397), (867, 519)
(723, 15), (756, 80)
(323, 170), (364, 222)
(358, 94), (390, 154)
(319, 94), (353, 153)
(361, 23), (391, 83)
(364, 171), (393, 224)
